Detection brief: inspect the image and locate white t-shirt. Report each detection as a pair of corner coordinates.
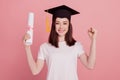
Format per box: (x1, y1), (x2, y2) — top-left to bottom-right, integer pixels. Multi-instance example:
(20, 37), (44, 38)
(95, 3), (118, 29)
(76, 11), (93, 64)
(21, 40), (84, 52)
(38, 41), (85, 80)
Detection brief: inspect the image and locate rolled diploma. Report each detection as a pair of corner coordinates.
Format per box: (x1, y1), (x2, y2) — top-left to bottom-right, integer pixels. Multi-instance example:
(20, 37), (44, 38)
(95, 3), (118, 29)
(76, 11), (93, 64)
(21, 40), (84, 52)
(26, 12), (34, 45)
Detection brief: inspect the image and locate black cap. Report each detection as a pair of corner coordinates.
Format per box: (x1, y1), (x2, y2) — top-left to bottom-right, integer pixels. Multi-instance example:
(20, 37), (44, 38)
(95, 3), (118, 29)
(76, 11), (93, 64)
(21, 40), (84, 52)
(45, 5), (80, 21)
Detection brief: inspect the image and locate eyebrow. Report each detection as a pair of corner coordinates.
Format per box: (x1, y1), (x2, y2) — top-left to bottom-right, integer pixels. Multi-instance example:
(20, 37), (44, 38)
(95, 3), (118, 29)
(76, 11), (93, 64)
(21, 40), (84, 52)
(56, 21), (68, 22)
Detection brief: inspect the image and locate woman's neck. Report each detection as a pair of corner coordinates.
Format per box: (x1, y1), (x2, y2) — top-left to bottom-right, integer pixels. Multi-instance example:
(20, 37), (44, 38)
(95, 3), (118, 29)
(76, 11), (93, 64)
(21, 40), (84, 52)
(58, 36), (65, 42)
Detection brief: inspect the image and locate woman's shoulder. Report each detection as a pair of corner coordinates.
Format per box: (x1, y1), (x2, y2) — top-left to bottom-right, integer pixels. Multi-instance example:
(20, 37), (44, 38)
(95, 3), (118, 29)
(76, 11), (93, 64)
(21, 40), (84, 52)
(75, 41), (82, 45)
(74, 41), (84, 47)
(40, 42), (52, 48)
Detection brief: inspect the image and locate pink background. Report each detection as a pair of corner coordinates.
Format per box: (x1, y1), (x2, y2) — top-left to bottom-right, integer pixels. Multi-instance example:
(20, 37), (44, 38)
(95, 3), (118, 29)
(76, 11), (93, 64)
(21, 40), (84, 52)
(1, 0), (120, 80)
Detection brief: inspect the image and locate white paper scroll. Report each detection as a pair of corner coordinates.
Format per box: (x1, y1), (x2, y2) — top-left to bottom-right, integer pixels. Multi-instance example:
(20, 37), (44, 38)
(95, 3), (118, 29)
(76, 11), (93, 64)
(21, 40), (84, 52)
(26, 12), (34, 45)
(28, 12), (34, 28)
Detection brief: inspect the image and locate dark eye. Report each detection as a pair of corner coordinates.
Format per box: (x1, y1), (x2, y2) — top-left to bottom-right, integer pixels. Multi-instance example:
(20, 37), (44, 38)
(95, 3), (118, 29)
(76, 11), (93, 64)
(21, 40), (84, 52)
(55, 22), (59, 25)
(63, 23), (67, 25)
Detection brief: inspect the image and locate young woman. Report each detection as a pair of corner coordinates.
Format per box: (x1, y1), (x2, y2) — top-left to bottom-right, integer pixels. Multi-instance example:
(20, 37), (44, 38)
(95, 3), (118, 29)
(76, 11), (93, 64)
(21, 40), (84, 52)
(23, 5), (97, 80)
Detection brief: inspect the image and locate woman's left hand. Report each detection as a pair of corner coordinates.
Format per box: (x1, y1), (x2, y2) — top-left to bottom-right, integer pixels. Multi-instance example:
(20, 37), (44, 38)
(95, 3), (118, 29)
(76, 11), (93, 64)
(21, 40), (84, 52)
(88, 27), (97, 40)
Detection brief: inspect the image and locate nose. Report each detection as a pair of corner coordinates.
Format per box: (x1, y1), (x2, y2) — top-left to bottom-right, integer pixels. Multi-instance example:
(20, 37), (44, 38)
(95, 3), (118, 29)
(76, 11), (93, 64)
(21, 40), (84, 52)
(59, 23), (63, 29)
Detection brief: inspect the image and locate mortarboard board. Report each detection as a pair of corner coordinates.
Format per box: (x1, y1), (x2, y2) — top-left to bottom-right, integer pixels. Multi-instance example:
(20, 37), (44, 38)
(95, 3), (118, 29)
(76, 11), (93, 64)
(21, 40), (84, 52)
(45, 5), (80, 21)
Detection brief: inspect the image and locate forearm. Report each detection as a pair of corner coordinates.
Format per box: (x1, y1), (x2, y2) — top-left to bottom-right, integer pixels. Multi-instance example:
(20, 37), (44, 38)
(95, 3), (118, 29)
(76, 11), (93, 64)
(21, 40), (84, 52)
(25, 46), (38, 74)
(87, 39), (96, 69)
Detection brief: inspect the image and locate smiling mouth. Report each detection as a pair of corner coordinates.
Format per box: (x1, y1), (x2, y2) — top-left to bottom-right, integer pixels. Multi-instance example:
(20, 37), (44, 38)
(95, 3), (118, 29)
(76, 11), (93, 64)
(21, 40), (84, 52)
(58, 29), (65, 33)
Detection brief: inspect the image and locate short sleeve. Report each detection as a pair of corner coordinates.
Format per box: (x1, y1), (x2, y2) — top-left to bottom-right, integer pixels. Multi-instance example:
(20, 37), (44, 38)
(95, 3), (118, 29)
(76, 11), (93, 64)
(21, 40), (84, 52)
(37, 44), (46, 60)
(76, 42), (85, 57)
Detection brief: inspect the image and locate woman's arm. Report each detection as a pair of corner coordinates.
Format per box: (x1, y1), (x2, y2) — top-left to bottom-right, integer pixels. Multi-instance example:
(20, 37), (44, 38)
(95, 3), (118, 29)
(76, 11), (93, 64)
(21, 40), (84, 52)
(79, 28), (97, 69)
(23, 34), (44, 75)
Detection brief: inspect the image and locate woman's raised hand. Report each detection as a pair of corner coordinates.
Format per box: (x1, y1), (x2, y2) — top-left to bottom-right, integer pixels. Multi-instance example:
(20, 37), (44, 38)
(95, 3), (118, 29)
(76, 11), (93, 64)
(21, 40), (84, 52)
(88, 27), (97, 40)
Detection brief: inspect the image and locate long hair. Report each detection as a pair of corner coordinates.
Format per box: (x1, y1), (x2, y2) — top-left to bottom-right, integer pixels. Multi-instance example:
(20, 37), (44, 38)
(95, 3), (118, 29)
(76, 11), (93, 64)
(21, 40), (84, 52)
(48, 18), (76, 48)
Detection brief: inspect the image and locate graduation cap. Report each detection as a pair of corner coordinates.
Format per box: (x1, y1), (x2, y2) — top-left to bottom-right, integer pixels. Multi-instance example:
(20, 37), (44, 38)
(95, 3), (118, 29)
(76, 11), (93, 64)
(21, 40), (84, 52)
(45, 5), (80, 21)
(45, 5), (80, 32)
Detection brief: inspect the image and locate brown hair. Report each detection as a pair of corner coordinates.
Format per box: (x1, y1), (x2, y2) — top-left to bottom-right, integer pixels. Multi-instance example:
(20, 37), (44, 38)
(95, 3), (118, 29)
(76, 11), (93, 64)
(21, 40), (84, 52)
(48, 18), (76, 48)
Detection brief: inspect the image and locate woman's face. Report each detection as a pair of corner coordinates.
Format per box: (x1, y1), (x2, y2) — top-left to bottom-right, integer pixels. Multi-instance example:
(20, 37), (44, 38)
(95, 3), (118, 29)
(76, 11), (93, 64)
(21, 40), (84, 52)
(55, 17), (69, 37)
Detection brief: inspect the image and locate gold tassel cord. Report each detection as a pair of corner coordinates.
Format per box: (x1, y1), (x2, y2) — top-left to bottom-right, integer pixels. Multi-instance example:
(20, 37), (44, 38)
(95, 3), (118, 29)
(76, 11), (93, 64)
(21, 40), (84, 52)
(46, 12), (51, 32)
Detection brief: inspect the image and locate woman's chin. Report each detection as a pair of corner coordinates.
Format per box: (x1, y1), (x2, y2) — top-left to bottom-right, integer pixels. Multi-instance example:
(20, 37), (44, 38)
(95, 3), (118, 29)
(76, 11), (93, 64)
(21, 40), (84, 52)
(58, 33), (66, 37)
